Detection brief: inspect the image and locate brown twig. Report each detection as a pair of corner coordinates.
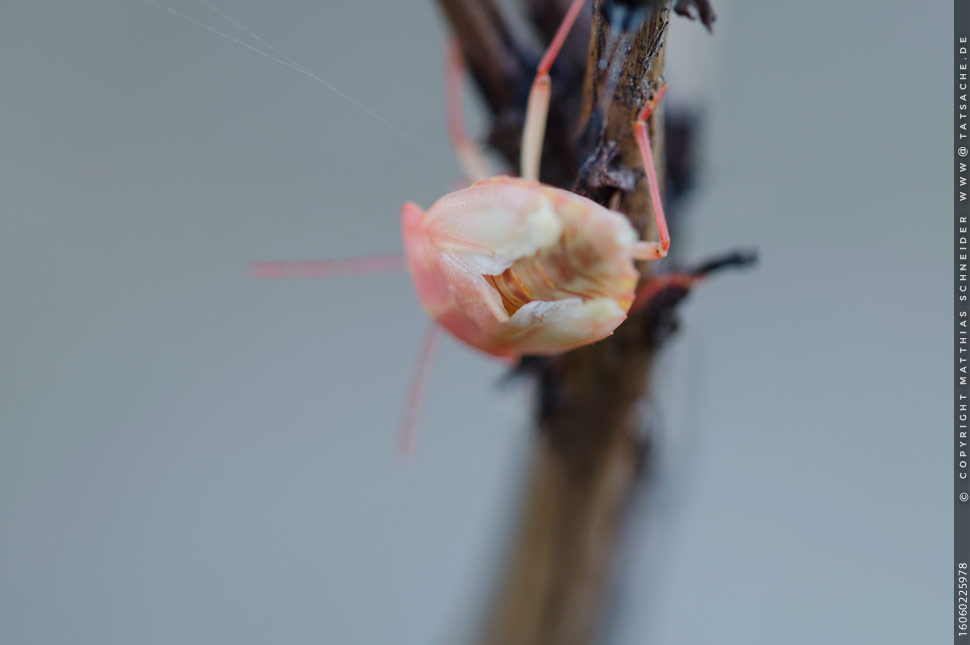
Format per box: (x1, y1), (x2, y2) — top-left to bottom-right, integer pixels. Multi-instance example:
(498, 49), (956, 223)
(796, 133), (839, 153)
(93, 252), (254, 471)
(433, 1), (728, 643)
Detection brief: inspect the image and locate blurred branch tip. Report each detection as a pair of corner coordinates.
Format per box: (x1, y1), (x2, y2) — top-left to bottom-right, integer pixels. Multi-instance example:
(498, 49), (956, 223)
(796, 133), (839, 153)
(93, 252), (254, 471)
(673, 0), (716, 31)
(436, 1), (738, 644)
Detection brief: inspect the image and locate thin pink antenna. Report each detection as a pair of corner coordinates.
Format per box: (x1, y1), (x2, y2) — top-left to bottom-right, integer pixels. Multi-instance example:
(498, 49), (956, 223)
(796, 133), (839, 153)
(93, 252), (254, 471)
(397, 324), (442, 456)
(251, 254), (406, 279)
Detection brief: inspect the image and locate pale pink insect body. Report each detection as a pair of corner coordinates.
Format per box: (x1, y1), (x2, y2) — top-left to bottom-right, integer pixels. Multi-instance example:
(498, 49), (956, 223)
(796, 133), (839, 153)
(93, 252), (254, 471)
(400, 0), (670, 361)
(402, 176), (658, 359)
(254, 0), (673, 449)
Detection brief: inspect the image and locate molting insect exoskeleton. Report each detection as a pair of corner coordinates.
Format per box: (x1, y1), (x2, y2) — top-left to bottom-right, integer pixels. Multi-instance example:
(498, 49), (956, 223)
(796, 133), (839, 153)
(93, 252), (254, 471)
(254, 0), (673, 449)
(400, 0), (670, 360)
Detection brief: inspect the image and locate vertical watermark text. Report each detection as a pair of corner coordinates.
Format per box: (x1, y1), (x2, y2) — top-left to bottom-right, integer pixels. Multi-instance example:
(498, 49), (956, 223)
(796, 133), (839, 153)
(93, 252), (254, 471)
(956, 3), (969, 643)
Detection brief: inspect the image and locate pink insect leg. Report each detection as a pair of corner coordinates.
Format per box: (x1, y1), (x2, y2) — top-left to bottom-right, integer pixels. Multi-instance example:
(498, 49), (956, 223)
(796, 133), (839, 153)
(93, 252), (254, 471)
(520, 0), (587, 181)
(632, 249), (757, 312)
(250, 254), (405, 279)
(630, 82), (672, 261)
(397, 323), (442, 455)
(631, 272), (698, 312)
(446, 41), (490, 183)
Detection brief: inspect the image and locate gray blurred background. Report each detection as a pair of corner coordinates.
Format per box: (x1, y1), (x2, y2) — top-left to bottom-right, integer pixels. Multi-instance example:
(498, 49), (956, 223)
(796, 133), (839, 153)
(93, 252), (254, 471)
(0, 1), (949, 643)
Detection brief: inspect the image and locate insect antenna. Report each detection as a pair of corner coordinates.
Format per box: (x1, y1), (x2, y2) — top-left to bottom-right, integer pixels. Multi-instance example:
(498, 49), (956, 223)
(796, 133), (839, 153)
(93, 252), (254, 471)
(250, 255), (406, 279)
(397, 324), (442, 456)
(252, 254), (442, 456)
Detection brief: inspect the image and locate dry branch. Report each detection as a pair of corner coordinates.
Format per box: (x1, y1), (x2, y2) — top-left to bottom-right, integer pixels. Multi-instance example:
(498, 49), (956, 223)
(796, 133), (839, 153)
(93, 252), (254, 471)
(434, 1), (723, 643)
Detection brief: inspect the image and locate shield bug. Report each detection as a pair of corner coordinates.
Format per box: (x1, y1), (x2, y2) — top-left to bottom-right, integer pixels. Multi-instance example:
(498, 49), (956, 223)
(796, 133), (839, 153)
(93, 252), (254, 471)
(255, 0), (674, 449)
